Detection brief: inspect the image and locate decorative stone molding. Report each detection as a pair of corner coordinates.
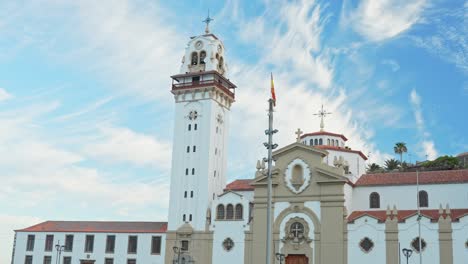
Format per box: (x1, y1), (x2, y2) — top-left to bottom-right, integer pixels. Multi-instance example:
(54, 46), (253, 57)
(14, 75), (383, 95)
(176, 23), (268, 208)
(281, 217), (312, 250)
(284, 158), (311, 194)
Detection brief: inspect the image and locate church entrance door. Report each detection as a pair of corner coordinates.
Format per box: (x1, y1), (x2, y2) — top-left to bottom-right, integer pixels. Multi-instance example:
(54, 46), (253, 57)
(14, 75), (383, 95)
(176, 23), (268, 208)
(286, 254), (308, 264)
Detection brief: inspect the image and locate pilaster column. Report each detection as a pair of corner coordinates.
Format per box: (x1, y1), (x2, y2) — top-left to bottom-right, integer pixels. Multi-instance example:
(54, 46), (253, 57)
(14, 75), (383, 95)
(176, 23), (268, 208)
(438, 204), (453, 264)
(385, 205), (399, 264)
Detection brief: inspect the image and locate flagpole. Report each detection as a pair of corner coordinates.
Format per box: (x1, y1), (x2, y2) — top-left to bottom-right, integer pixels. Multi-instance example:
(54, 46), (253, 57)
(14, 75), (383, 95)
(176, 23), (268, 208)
(266, 98), (274, 264)
(416, 170), (422, 264)
(265, 73), (278, 264)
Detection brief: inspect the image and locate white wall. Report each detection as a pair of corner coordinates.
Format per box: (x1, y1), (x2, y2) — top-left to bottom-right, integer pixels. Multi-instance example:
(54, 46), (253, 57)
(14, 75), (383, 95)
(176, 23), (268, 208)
(452, 215), (468, 264)
(13, 232), (165, 264)
(348, 216), (386, 264)
(352, 183), (468, 211)
(211, 192), (250, 264)
(398, 215), (439, 264)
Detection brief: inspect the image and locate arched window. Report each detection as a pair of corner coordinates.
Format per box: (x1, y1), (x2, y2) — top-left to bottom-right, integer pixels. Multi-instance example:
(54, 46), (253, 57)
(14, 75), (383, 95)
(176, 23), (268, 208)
(235, 204), (243, 220)
(226, 204), (234, 219)
(191, 52), (198, 65)
(370, 192), (380, 209)
(310, 139), (313, 146)
(419, 190), (428, 207)
(336, 140), (339, 147)
(218, 56), (224, 69)
(331, 140), (335, 146)
(217, 204), (225, 219)
(314, 139), (318, 145)
(327, 139), (331, 145)
(319, 138), (323, 145)
(192, 168), (195, 175)
(200, 51), (206, 64)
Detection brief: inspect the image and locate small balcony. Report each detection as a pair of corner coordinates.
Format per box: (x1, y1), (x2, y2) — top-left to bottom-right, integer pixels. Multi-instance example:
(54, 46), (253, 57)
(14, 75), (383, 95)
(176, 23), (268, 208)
(171, 71), (236, 99)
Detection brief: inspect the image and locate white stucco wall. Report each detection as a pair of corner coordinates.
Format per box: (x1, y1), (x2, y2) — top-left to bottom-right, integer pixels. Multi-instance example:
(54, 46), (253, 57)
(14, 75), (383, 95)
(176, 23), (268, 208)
(352, 183), (468, 211)
(347, 216), (386, 264)
(452, 215), (468, 264)
(211, 192), (250, 264)
(399, 215), (439, 264)
(13, 231), (166, 264)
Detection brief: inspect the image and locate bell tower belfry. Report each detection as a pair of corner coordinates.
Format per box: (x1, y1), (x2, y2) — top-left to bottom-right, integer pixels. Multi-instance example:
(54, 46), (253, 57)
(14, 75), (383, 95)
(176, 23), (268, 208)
(165, 17), (236, 264)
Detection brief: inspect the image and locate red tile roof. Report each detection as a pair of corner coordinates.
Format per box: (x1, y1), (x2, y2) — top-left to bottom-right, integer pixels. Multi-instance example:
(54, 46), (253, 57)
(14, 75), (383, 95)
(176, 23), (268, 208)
(314, 145), (368, 160)
(225, 179), (254, 191)
(16, 221), (167, 233)
(348, 209), (468, 223)
(300, 131), (348, 141)
(355, 169), (468, 186)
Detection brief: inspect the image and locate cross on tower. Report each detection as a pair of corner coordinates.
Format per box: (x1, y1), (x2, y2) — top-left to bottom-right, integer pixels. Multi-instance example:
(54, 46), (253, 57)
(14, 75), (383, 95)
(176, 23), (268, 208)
(295, 128), (303, 143)
(313, 104), (332, 132)
(202, 11), (214, 34)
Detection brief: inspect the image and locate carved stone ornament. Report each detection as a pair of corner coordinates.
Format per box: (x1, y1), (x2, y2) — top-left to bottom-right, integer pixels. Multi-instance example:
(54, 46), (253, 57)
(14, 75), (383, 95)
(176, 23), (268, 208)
(281, 217), (312, 250)
(284, 159), (311, 194)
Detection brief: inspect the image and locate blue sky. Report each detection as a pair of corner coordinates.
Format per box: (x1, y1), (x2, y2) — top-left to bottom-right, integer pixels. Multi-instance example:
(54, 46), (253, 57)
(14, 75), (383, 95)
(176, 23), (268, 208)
(0, 0), (466, 261)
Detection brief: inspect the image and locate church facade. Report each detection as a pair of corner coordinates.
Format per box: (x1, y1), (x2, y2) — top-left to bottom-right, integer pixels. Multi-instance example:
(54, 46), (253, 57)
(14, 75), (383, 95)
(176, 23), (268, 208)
(11, 26), (468, 264)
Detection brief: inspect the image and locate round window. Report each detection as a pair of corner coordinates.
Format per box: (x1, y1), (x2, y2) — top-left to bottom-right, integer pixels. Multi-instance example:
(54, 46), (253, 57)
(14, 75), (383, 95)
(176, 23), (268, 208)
(223, 238), (234, 251)
(359, 237), (374, 253)
(411, 237), (427, 253)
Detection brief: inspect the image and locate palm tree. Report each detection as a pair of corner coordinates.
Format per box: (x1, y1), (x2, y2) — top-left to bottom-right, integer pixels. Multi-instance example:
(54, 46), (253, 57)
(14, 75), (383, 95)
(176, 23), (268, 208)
(367, 163), (382, 173)
(385, 159), (400, 171)
(394, 142), (408, 164)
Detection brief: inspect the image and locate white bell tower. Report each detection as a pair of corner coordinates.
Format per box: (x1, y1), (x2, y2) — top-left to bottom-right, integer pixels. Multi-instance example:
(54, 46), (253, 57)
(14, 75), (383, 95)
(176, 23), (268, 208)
(167, 21), (236, 232)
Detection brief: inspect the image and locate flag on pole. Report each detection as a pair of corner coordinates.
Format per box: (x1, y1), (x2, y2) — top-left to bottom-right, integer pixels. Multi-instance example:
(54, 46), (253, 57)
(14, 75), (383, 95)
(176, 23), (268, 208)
(270, 73), (277, 106)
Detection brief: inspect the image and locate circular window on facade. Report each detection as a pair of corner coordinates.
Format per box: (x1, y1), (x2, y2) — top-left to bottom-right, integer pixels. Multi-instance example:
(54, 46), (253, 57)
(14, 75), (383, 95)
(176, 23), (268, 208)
(223, 238), (234, 251)
(188, 111), (198, 120)
(359, 237), (374, 253)
(411, 237), (427, 253)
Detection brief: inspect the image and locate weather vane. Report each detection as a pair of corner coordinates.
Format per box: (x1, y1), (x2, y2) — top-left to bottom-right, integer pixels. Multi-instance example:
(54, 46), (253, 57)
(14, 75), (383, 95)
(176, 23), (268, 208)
(313, 104), (332, 131)
(202, 10), (214, 34)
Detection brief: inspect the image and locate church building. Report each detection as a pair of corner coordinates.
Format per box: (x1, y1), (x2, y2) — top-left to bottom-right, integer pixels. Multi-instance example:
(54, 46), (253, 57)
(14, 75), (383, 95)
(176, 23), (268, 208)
(11, 22), (468, 264)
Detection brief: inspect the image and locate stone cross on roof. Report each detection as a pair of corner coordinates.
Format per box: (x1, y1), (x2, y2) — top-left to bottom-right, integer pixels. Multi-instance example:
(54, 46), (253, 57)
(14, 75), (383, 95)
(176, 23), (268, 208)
(313, 104), (332, 131)
(295, 128), (303, 142)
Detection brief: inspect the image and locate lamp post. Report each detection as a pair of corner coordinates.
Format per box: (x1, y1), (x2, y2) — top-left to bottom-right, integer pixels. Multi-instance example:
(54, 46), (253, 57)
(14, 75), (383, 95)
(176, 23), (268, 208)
(173, 246), (181, 264)
(275, 253), (285, 264)
(402, 248), (413, 264)
(55, 241), (65, 264)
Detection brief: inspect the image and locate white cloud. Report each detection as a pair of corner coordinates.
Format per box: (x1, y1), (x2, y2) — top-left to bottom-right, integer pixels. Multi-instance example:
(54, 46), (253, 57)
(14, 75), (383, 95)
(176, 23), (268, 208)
(233, 0), (333, 89)
(409, 89), (438, 159)
(382, 59), (400, 72)
(422, 140), (437, 160)
(410, 89), (424, 130)
(0, 88), (12, 101)
(83, 126), (172, 168)
(0, 214), (43, 261)
(345, 0), (427, 42)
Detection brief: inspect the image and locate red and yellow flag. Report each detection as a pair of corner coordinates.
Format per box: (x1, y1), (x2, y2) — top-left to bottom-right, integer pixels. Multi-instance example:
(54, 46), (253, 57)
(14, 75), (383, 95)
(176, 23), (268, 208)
(270, 73), (277, 106)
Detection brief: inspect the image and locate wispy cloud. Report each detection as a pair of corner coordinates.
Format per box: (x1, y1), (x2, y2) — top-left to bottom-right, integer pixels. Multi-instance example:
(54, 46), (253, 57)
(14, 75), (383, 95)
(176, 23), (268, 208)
(381, 59), (400, 72)
(83, 125), (172, 168)
(344, 0), (427, 42)
(0, 88), (12, 101)
(409, 89), (438, 159)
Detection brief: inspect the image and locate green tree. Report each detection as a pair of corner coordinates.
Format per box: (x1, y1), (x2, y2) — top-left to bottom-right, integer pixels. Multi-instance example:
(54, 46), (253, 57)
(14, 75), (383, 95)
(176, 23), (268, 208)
(422, 156), (460, 170)
(394, 142), (408, 164)
(367, 163), (383, 173)
(385, 159), (400, 171)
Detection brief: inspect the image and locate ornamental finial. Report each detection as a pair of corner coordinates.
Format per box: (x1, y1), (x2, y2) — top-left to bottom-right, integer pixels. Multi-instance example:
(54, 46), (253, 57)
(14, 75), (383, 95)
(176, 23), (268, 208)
(313, 104), (332, 131)
(202, 10), (214, 34)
